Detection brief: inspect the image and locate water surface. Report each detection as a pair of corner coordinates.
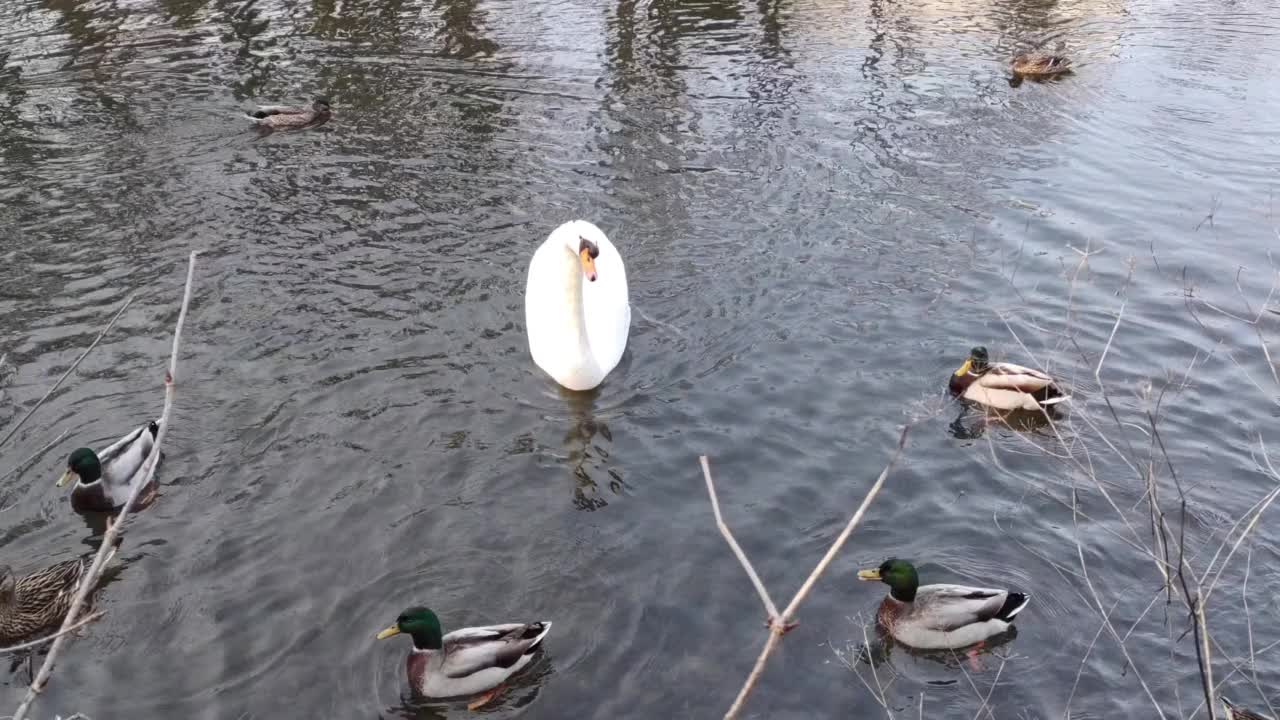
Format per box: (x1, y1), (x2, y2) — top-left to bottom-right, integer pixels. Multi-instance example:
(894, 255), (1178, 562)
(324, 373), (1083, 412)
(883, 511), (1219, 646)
(2, 0), (1279, 717)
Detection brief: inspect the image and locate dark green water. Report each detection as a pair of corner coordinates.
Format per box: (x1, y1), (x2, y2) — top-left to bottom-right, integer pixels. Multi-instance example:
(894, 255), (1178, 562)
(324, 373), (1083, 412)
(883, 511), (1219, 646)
(1, 0), (1279, 717)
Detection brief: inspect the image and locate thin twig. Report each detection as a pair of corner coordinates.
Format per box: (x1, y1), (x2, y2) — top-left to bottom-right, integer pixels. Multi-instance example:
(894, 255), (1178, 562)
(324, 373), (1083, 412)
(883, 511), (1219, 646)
(0, 611), (104, 654)
(971, 653), (1008, 720)
(0, 429), (70, 482)
(701, 457), (779, 621)
(857, 618), (895, 720)
(718, 424), (912, 720)
(1070, 489), (1168, 720)
(11, 253), (197, 720)
(780, 425), (911, 621)
(0, 295), (134, 450)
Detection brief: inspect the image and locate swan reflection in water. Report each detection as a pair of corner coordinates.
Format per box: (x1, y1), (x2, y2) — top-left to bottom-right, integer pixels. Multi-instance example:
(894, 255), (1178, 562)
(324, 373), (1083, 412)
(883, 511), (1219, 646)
(558, 386), (629, 512)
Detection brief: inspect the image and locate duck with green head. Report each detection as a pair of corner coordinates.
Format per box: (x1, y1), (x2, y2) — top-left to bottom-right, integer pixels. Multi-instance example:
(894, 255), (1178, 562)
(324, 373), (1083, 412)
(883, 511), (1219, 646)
(949, 346), (1069, 412)
(857, 559), (1029, 650)
(58, 419), (161, 513)
(376, 606), (551, 703)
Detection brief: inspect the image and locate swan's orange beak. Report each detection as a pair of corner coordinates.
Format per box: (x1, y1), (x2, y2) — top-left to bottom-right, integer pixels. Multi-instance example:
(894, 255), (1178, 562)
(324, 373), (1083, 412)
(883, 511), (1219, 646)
(580, 248), (597, 282)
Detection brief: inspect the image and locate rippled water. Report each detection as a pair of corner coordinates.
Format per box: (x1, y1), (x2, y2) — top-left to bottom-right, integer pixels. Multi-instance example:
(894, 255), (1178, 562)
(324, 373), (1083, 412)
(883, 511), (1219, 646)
(2, 0), (1279, 717)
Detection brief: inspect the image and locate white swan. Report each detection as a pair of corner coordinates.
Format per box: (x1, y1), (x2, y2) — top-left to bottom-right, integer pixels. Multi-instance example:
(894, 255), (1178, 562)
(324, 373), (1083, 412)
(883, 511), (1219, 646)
(525, 220), (630, 391)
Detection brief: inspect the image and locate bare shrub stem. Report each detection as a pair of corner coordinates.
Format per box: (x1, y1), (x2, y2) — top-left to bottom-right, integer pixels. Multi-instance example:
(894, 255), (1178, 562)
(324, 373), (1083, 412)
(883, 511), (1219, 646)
(706, 425), (911, 719)
(0, 295), (135, 450)
(11, 252), (198, 720)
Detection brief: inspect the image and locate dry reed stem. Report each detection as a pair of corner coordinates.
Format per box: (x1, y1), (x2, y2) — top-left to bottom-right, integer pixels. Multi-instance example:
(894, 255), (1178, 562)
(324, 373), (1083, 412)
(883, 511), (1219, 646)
(1070, 489), (1168, 720)
(0, 611), (104, 654)
(709, 424), (911, 720)
(11, 252), (198, 720)
(852, 618), (896, 720)
(0, 294), (134, 450)
(969, 653), (1008, 720)
(0, 429), (70, 483)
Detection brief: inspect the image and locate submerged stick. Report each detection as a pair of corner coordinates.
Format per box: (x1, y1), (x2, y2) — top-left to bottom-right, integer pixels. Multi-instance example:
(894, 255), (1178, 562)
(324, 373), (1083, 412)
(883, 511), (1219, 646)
(0, 429), (70, 483)
(0, 294), (134, 450)
(712, 425), (911, 720)
(0, 611), (105, 654)
(11, 252), (198, 720)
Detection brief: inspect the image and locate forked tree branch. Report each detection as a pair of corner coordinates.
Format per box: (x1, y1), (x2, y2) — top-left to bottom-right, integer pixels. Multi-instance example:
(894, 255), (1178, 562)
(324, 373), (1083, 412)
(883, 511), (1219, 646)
(704, 424), (911, 719)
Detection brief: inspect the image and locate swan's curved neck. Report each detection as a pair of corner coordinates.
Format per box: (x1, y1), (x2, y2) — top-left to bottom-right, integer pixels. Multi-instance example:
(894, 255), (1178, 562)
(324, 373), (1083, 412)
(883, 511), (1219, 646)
(557, 245), (592, 357)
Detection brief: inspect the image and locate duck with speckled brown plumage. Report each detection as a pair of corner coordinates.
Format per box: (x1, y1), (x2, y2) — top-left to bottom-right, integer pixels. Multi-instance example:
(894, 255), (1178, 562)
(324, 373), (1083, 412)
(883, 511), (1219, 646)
(248, 98), (332, 131)
(1011, 53), (1071, 78)
(1223, 697), (1276, 720)
(857, 559), (1030, 650)
(0, 538), (120, 644)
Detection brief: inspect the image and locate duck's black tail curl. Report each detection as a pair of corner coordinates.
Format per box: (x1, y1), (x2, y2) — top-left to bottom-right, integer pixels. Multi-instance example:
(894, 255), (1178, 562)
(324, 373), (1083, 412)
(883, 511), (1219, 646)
(997, 592), (1030, 621)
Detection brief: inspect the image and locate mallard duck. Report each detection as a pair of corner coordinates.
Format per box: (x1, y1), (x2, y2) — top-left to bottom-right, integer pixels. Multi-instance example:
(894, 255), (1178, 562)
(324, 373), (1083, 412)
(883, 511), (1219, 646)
(248, 97), (332, 130)
(857, 559), (1030, 650)
(1223, 697), (1275, 720)
(949, 346), (1069, 412)
(525, 220), (631, 391)
(0, 539), (119, 644)
(376, 606), (551, 703)
(58, 419), (161, 512)
(1011, 53), (1071, 77)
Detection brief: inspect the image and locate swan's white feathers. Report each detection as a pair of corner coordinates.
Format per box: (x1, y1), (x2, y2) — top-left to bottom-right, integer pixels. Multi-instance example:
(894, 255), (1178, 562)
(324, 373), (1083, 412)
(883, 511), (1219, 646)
(525, 220), (630, 391)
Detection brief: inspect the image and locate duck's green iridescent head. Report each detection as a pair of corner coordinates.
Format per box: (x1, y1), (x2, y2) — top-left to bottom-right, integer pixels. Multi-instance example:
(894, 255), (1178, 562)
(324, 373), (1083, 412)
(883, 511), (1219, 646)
(376, 605), (444, 650)
(954, 346), (990, 377)
(858, 558), (920, 602)
(58, 448), (102, 487)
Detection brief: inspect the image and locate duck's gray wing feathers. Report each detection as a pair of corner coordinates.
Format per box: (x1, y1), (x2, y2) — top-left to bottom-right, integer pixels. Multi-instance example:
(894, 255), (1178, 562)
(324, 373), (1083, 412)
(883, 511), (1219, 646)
(440, 622), (550, 679)
(979, 363), (1055, 393)
(95, 424), (148, 465)
(915, 584), (1018, 631)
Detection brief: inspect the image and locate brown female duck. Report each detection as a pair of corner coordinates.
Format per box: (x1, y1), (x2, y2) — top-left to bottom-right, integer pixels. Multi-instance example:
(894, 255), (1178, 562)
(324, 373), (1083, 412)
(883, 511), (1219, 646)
(249, 97), (332, 130)
(1011, 53), (1072, 78)
(0, 539), (118, 644)
(1222, 697), (1275, 720)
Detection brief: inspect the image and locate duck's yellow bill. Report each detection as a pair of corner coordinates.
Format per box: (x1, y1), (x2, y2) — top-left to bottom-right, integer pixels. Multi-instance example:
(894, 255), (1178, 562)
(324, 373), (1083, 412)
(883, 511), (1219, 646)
(376, 624), (401, 640)
(56, 470), (76, 488)
(954, 359), (973, 377)
(857, 569), (881, 581)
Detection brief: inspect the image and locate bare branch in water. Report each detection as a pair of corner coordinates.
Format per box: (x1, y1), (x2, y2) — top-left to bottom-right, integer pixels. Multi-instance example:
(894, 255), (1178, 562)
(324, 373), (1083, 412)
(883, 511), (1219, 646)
(0, 429), (70, 484)
(711, 425), (911, 720)
(0, 611), (104, 654)
(0, 294), (134, 450)
(700, 457), (779, 621)
(12, 252), (199, 720)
